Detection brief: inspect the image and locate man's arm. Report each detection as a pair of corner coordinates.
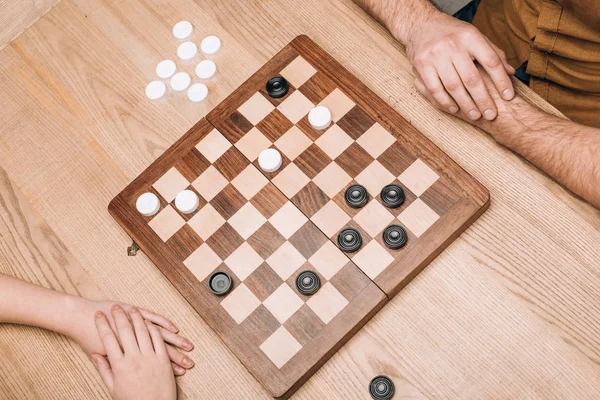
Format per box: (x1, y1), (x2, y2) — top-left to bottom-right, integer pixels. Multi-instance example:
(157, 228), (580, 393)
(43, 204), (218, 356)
(353, 0), (515, 121)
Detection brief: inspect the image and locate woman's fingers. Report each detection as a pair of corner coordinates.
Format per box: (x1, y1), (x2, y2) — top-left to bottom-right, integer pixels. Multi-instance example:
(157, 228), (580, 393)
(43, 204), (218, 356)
(111, 306), (139, 354)
(138, 308), (179, 333)
(159, 326), (194, 352)
(146, 320), (168, 360)
(172, 363), (186, 376)
(94, 312), (123, 359)
(166, 343), (195, 369)
(128, 307), (153, 354)
(92, 354), (114, 391)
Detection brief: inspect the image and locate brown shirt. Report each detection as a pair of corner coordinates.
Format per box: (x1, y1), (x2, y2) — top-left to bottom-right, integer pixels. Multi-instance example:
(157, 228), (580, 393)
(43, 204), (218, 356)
(473, 0), (600, 127)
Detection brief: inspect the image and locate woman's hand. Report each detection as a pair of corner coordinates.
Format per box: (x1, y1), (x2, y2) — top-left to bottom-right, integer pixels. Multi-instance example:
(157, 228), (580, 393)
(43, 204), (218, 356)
(67, 298), (194, 375)
(92, 306), (177, 400)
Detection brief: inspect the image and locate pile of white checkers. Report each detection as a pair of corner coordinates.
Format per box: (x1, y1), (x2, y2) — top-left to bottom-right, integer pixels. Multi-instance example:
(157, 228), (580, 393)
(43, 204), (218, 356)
(145, 21), (221, 103)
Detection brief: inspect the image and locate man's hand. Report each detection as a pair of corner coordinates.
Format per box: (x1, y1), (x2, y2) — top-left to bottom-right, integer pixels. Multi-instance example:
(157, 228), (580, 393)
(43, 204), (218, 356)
(406, 12), (515, 120)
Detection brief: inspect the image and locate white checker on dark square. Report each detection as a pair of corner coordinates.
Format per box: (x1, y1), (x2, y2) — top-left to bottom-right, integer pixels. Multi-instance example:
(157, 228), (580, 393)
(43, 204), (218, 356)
(277, 90), (314, 124)
(153, 167), (190, 203)
(314, 124), (353, 159)
(274, 126), (312, 161)
(192, 165), (228, 201)
(224, 242), (263, 280)
(312, 162), (352, 199)
(311, 201), (351, 238)
(355, 160), (395, 196)
(272, 163), (311, 198)
(263, 283), (304, 324)
(187, 204), (225, 240)
(356, 123), (395, 159)
(196, 129), (232, 163)
(397, 198), (440, 237)
(235, 127), (272, 161)
(280, 56), (317, 88)
(184, 243), (222, 281)
(221, 283), (261, 324)
(238, 92), (275, 125)
(148, 205), (186, 241)
(260, 326), (302, 369)
(269, 202), (308, 239)
(266, 241), (307, 280)
(353, 200), (395, 238)
(228, 203), (267, 240)
(398, 159), (440, 197)
(319, 88), (354, 121)
(231, 165), (268, 200)
(306, 282), (349, 324)
(352, 240), (394, 280)
(308, 241), (348, 280)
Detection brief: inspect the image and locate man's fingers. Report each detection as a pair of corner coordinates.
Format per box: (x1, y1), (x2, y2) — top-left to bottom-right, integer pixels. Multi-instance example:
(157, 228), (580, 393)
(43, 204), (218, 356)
(139, 308), (179, 333)
(453, 52), (497, 120)
(92, 354), (114, 391)
(94, 312), (123, 359)
(166, 343), (195, 370)
(111, 305), (139, 354)
(146, 320), (169, 360)
(468, 36), (514, 103)
(128, 307), (154, 354)
(435, 62), (481, 117)
(158, 326), (194, 352)
(487, 38), (515, 76)
(415, 65), (458, 113)
(414, 78), (443, 109)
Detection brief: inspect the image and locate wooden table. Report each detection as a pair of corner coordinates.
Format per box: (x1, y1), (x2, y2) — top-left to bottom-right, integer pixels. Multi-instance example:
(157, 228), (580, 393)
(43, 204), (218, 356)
(1, 1), (599, 399)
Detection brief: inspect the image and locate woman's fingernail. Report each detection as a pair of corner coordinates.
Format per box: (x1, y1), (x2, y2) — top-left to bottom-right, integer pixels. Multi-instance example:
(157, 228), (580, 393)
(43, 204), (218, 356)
(182, 340), (193, 350)
(468, 110), (480, 120)
(129, 307), (138, 313)
(95, 311), (104, 319)
(171, 325), (179, 333)
(175, 366), (185, 374)
(183, 357), (194, 367)
(484, 109), (496, 120)
(502, 89), (513, 99)
(448, 106), (458, 114)
(111, 304), (120, 311)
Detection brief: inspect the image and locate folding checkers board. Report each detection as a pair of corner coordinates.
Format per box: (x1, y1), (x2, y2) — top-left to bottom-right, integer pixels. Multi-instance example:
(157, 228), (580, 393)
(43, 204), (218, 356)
(109, 35), (489, 398)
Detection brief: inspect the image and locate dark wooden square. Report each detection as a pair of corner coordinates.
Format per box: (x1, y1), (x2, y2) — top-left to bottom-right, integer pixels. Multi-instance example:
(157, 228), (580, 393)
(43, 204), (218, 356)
(419, 177), (462, 216)
(244, 262), (284, 302)
(250, 183), (288, 219)
(294, 144), (332, 179)
(290, 181), (330, 218)
(247, 222), (287, 260)
(295, 114), (326, 142)
(210, 184), (247, 220)
(256, 109), (295, 143)
(238, 305), (281, 346)
(336, 105), (376, 140)
(335, 142), (374, 178)
(205, 222), (245, 260)
(297, 71), (337, 104)
(165, 224), (204, 261)
(284, 305), (326, 346)
(377, 141), (418, 177)
(213, 147), (249, 180)
(289, 222), (328, 259)
(175, 148), (211, 183)
(328, 261), (371, 301)
(218, 110), (255, 143)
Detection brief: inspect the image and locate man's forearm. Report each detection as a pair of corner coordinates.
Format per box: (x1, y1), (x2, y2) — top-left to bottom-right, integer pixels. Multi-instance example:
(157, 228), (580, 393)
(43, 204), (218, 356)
(353, 0), (440, 45)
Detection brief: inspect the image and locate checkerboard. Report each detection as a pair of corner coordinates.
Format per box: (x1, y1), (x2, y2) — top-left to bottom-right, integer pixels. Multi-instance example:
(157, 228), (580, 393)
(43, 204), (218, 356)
(109, 35), (488, 399)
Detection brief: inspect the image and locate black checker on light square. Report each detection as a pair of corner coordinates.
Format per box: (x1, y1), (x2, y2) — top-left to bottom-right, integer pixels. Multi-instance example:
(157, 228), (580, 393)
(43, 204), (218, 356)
(213, 147), (249, 180)
(291, 181), (330, 218)
(210, 184), (247, 220)
(294, 144), (332, 179)
(175, 148), (212, 183)
(377, 141), (419, 177)
(260, 80), (296, 107)
(247, 222), (287, 260)
(244, 262), (284, 302)
(297, 71), (338, 104)
(205, 223), (245, 260)
(250, 183), (288, 219)
(336, 105), (376, 140)
(256, 109), (295, 143)
(165, 224), (204, 261)
(289, 222), (329, 259)
(335, 142), (375, 178)
(284, 304), (325, 346)
(222, 111), (254, 143)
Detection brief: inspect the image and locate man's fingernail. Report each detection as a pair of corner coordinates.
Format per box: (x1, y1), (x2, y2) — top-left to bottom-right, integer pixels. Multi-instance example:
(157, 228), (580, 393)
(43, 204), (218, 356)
(448, 106), (458, 114)
(502, 89), (513, 99)
(484, 109), (496, 120)
(468, 110), (480, 120)
(183, 357), (194, 367)
(182, 340), (193, 350)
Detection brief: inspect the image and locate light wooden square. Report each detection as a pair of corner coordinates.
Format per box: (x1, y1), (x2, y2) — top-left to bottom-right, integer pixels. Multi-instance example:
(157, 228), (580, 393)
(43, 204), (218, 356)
(308, 241), (348, 280)
(319, 88), (355, 121)
(277, 90), (314, 124)
(314, 124), (353, 159)
(353, 200), (394, 237)
(260, 326), (302, 369)
(355, 160), (395, 195)
(272, 163), (310, 198)
(153, 167), (190, 203)
(224, 242), (263, 280)
(266, 241), (307, 280)
(195, 129), (232, 163)
(356, 123), (395, 159)
(398, 159), (440, 197)
(148, 205), (186, 241)
(221, 283), (261, 324)
(352, 240), (394, 279)
(311, 201), (351, 238)
(192, 165), (228, 201)
(238, 92), (275, 125)
(235, 127), (272, 161)
(184, 243), (222, 281)
(312, 162), (352, 198)
(231, 165), (268, 200)
(228, 203), (267, 239)
(306, 282), (349, 324)
(263, 284), (304, 324)
(187, 204), (226, 240)
(274, 126), (312, 161)
(280, 56), (317, 88)
(269, 202), (308, 239)
(398, 198), (439, 237)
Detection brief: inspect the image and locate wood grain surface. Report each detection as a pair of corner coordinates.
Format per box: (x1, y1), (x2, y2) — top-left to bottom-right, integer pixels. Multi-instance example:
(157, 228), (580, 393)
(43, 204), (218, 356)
(0, 0), (599, 399)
